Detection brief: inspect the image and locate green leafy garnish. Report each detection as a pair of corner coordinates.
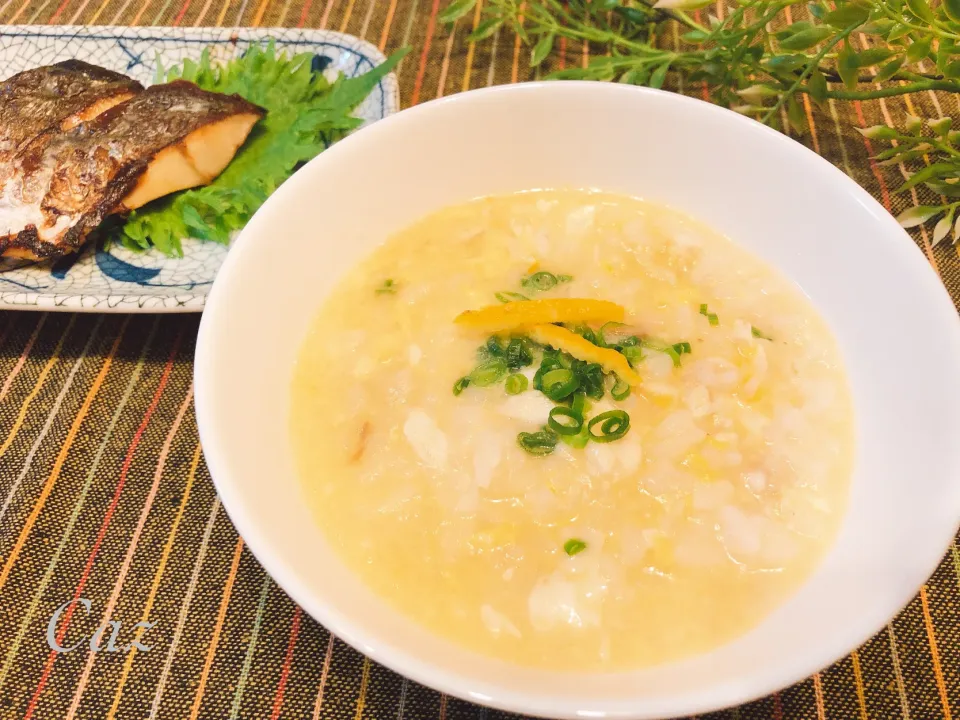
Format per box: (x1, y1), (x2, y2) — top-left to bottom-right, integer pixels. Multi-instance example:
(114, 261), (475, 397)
(663, 345), (685, 366)
(469, 358), (509, 387)
(569, 391), (587, 418)
(481, 336), (506, 360)
(521, 271), (560, 292)
(560, 423), (591, 449)
(456, 336), (538, 395)
(564, 538), (587, 556)
(533, 349), (567, 392)
(572, 360), (605, 400)
(621, 344), (644, 367)
(567, 324), (597, 345)
(376, 279), (398, 295)
(505, 338), (534, 370)
(588, 410), (631, 443)
(752, 326), (773, 341)
(597, 321), (630, 348)
(505, 373), (528, 395)
(517, 428), (559, 456)
(658, 341), (694, 367)
(611, 377), (631, 401)
(593, 326), (691, 371)
(700, 304), (720, 326)
(540, 368), (580, 401)
(500, 269), (572, 302)
(548, 406), (584, 435)
(117, 43), (408, 256)
(455, 319), (658, 454)
(629, 338), (692, 368)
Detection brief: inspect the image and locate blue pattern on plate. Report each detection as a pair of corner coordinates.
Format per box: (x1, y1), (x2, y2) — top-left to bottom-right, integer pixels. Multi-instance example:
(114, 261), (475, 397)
(0, 25), (399, 312)
(95, 246), (163, 285)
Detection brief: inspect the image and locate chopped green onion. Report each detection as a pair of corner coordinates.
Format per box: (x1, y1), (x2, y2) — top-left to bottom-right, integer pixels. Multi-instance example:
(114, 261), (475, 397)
(521, 271), (559, 292)
(663, 346), (682, 366)
(560, 426), (590, 449)
(559, 394), (591, 448)
(534, 359), (558, 391)
(453, 377), (470, 396)
(699, 303), (719, 326)
(548, 406), (584, 435)
(598, 321), (629, 348)
(611, 377), (631, 401)
(564, 538), (587, 556)
(638, 338), (690, 368)
(557, 274), (574, 283)
(505, 373), (528, 395)
(469, 358), (508, 387)
(517, 428), (559, 456)
(533, 350), (570, 392)
(570, 391), (588, 418)
(657, 341), (692, 368)
(376, 278), (398, 295)
(567, 324), (597, 345)
(541, 368), (580, 401)
(621, 345), (644, 367)
(752, 326), (773, 341)
(587, 410), (631, 443)
(505, 337), (533, 369)
(573, 360), (605, 400)
(495, 291), (529, 303)
(483, 336), (505, 358)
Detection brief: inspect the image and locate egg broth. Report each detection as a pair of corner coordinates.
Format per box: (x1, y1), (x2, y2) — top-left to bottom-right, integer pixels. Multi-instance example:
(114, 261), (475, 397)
(290, 190), (854, 671)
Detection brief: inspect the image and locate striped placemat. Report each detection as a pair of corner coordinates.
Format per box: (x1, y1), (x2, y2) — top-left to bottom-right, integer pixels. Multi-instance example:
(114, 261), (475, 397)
(0, 1), (958, 718)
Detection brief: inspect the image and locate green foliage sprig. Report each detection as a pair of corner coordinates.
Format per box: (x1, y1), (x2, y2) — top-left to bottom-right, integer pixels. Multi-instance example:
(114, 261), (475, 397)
(860, 117), (960, 241)
(441, 0), (960, 240)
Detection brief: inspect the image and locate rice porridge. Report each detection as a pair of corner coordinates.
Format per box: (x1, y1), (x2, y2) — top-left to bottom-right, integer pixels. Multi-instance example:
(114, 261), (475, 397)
(290, 189), (854, 670)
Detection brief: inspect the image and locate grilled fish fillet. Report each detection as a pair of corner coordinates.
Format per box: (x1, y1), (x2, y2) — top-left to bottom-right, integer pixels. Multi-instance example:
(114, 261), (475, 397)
(0, 70), (264, 260)
(0, 60), (142, 159)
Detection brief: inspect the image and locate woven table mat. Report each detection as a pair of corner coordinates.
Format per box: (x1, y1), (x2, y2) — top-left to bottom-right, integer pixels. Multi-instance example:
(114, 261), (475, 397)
(0, 2), (959, 719)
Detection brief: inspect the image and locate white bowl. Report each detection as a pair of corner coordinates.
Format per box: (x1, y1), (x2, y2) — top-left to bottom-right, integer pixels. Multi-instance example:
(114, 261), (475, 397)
(194, 82), (960, 719)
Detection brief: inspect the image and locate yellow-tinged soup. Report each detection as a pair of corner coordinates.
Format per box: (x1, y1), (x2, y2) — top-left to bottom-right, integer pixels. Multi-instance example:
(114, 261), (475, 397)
(290, 190), (854, 671)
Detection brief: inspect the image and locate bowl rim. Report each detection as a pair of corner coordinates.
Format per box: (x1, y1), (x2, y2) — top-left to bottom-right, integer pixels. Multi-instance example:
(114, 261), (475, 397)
(195, 80), (960, 719)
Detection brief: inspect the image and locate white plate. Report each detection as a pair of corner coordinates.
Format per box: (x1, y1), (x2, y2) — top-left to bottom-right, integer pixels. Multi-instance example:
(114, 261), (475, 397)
(195, 82), (960, 719)
(0, 25), (398, 312)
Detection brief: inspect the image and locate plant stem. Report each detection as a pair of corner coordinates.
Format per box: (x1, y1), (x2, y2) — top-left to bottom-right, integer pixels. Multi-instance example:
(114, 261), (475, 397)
(803, 78), (960, 99)
(815, 68), (943, 83)
(761, 22), (860, 124)
(874, 2), (960, 40)
(633, 0), (708, 33)
(925, 137), (960, 158)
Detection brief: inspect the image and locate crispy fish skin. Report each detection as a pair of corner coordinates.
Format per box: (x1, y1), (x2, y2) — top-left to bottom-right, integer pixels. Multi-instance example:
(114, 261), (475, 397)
(0, 60), (142, 162)
(0, 79), (265, 260)
(0, 61), (143, 260)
